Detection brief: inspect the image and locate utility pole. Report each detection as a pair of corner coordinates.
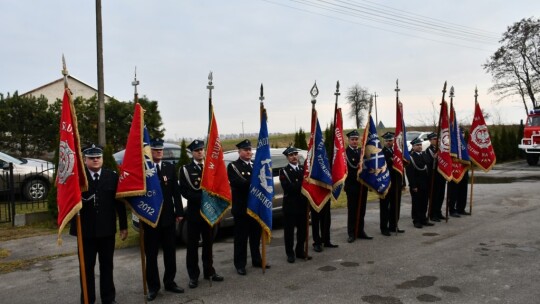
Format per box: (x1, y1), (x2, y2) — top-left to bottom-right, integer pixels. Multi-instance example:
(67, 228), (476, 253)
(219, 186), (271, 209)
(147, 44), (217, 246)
(96, 0), (106, 146)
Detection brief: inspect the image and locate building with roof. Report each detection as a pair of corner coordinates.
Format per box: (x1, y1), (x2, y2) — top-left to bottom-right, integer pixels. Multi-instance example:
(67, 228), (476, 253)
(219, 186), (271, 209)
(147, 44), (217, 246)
(20, 75), (112, 103)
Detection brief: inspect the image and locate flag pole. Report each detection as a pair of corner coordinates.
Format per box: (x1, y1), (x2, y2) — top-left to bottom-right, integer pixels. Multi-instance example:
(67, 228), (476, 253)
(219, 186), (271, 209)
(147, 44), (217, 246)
(445, 86), (455, 223)
(259, 84), (268, 273)
(305, 82), (319, 258)
(394, 80), (401, 235)
(132, 69), (148, 299)
(64, 55), (89, 304)
(469, 87), (478, 215)
(428, 81), (447, 223)
(207, 72), (214, 130)
(330, 81), (340, 167)
(355, 99), (373, 238)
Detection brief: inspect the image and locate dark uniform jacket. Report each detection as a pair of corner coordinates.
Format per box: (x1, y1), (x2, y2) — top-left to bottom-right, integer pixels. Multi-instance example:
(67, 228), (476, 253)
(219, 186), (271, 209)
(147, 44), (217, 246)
(179, 161), (203, 220)
(344, 146), (361, 193)
(279, 164), (307, 215)
(70, 168), (127, 237)
(227, 159), (252, 216)
(406, 151), (429, 190)
(383, 146), (404, 188)
(156, 161), (184, 227)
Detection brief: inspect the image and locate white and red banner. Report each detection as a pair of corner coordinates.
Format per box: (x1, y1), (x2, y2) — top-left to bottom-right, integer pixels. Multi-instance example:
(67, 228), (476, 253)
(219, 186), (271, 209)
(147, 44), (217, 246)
(468, 101), (496, 172)
(56, 88), (87, 239)
(437, 100), (453, 181)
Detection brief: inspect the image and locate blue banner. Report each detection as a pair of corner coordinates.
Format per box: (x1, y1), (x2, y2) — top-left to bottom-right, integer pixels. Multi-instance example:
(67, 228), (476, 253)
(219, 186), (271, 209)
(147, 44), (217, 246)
(247, 110), (273, 239)
(401, 121), (411, 163)
(450, 109), (470, 162)
(127, 127), (164, 227)
(309, 119), (333, 187)
(358, 115), (391, 198)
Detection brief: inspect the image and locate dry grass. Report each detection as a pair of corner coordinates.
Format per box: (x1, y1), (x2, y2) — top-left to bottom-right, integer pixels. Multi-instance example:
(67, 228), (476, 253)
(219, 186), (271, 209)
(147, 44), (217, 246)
(0, 253), (75, 274)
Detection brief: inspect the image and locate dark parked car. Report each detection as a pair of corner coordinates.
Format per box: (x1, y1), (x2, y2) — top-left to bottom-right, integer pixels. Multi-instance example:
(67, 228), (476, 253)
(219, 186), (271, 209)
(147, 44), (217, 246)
(0, 151), (55, 201)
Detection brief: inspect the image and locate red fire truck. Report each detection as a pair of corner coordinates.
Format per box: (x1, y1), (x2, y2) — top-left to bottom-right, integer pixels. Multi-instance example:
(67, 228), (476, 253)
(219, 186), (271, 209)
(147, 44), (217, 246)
(518, 108), (540, 165)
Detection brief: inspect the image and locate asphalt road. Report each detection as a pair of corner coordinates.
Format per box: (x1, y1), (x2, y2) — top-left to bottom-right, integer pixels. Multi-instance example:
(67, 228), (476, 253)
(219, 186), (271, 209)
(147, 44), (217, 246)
(1, 161), (539, 304)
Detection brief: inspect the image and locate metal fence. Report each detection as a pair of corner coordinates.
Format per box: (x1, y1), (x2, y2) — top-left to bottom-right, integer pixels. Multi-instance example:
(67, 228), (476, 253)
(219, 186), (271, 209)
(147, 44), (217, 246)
(0, 162), (54, 225)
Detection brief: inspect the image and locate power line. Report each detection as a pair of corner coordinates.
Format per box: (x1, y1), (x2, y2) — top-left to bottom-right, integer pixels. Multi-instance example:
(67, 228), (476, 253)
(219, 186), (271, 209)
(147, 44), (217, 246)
(262, 0), (500, 49)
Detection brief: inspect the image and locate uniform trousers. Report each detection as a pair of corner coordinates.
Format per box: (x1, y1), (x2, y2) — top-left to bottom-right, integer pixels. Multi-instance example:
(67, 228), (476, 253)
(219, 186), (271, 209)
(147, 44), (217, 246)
(186, 216), (215, 279)
(143, 223), (177, 292)
(379, 185), (402, 232)
(411, 188), (429, 224)
(78, 236), (116, 304)
(346, 187), (368, 237)
(283, 208), (308, 257)
(448, 173), (469, 213)
(311, 202), (332, 245)
(233, 212), (262, 269)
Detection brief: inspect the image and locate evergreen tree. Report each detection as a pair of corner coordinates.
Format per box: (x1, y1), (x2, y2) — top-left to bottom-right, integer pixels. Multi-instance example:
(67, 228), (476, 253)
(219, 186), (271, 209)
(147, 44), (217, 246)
(176, 139), (191, 173)
(295, 127), (308, 150)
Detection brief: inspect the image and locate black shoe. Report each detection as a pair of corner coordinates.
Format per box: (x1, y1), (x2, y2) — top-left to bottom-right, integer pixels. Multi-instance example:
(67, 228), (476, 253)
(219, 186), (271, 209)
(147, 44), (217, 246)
(324, 243), (339, 248)
(313, 244), (323, 252)
(165, 285), (184, 293)
(347, 236), (355, 243)
(359, 233), (373, 240)
(287, 255), (295, 263)
(236, 268), (246, 275)
(458, 211), (471, 215)
(296, 254), (312, 260)
(414, 223), (423, 229)
(204, 273), (224, 282)
(423, 222), (434, 226)
(381, 230), (391, 236)
(390, 228), (405, 233)
(431, 217), (441, 222)
(450, 212), (461, 218)
(188, 279), (198, 289)
(253, 263), (271, 269)
(147, 291), (158, 301)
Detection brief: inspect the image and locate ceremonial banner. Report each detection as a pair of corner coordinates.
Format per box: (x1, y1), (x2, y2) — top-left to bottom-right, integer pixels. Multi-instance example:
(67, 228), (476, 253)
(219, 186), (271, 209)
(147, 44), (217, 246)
(392, 100), (410, 176)
(117, 104), (164, 228)
(301, 109), (332, 212)
(437, 100), (453, 181)
(57, 88), (87, 239)
(468, 101), (496, 172)
(358, 115), (391, 198)
(200, 107), (232, 226)
(331, 108), (347, 200)
(449, 102), (471, 182)
(247, 108), (273, 239)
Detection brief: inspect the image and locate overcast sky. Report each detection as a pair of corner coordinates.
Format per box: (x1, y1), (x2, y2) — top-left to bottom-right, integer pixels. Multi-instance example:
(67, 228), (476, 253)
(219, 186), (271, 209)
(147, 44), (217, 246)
(2, 0), (538, 141)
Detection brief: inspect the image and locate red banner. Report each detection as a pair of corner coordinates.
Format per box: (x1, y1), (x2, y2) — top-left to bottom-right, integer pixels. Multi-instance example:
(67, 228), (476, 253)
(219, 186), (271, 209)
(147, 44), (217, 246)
(437, 100), (453, 181)
(392, 100), (406, 176)
(201, 108), (232, 205)
(468, 101), (496, 172)
(116, 103), (146, 197)
(331, 108), (347, 199)
(56, 89), (87, 239)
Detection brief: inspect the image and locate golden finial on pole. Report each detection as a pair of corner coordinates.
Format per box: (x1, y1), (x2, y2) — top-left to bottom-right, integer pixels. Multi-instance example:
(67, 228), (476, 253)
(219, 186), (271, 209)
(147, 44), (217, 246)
(62, 54), (69, 89)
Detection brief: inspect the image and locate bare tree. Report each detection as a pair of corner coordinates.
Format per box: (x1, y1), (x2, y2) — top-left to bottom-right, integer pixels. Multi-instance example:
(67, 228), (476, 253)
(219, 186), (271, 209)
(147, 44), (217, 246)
(483, 17), (540, 115)
(346, 84), (371, 129)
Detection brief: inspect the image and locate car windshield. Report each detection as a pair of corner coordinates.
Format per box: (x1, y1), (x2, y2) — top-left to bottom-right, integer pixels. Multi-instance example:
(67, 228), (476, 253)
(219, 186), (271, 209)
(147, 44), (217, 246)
(528, 116), (540, 127)
(406, 131), (421, 140)
(0, 151), (23, 165)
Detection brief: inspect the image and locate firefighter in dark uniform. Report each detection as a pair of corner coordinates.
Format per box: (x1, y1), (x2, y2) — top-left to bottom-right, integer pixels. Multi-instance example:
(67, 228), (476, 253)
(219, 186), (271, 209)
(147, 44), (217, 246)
(227, 139), (268, 275)
(379, 132), (405, 236)
(406, 138), (434, 228)
(448, 170), (470, 217)
(344, 130), (372, 243)
(70, 144), (128, 304)
(145, 139), (185, 302)
(424, 132), (447, 222)
(179, 140), (224, 289)
(279, 146), (312, 263)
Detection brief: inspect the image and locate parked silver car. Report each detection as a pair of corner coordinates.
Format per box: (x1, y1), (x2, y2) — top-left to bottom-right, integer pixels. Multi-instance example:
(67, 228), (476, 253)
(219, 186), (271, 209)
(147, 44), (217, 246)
(0, 151), (55, 201)
(114, 143), (187, 165)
